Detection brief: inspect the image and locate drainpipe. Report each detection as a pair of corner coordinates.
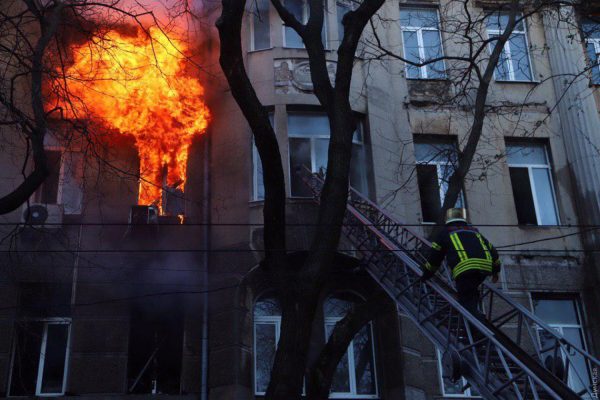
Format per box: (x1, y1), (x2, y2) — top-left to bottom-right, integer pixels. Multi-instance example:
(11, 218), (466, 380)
(200, 130), (211, 400)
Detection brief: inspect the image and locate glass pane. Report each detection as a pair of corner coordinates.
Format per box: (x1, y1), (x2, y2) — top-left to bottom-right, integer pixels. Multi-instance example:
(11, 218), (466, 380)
(255, 323), (277, 393)
(506, 143), (547, 165)
(400, 9), (438, 28)
(402, 31), (421, 79)
(40, 324), (69, 394)
(324, 296), (353, 318)
(350, 144), (367, 194)
(531, 168), (558, 225)
(422, 30), (445, 78)
(417, 164), (441, 223)
(586, 42), (600, 84)
(314, 138), (329, 174)
(415, 142), (457, 163)
(10, 323), (44, 396)
(563, 327), (591, 394)
(284, 0), (304, 48)
(353, 325), (376, 394)
(489, 36), (511, 81)
(509, 167), (537, 225)
(326, 324), (351, 393)
(290, 138), (312, 196)
(255, 296), (282, 317)
(533, 299), (579, 325)
(253, 0), (271, 50)
(439, 164), (462, 208)
(288, 113), (330, 137)
(582, 19), (600, 40)
(487, 12), (524, 31)
(337, 3), (350, 42)
(509, 33), (532, 81)
(256, 149), (265, 200)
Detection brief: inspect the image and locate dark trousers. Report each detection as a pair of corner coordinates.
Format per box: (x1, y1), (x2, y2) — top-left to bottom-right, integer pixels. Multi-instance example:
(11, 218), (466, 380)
(455, 272), (486, 320)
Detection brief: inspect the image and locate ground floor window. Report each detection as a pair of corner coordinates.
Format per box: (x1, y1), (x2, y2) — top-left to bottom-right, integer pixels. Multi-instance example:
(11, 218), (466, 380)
(532, 294), (591, 396)
(8, 319), (71, 396)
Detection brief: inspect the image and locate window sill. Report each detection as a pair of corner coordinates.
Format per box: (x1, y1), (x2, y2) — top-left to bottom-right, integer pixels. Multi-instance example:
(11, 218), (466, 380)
(494, 79), (539, 84)
(248, 47), (275, 53)
(406, 77), (449, 82)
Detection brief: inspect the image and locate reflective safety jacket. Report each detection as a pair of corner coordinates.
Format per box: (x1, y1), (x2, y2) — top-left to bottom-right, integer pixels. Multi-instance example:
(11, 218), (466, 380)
(423, 222), (501, 280)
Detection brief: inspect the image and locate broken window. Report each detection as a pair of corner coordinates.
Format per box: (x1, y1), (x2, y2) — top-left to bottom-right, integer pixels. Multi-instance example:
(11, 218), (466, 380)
(8, 319), (71, 396)
(414, 139), (464, 223)
(128, 296), (183, 395)
(532, 295), (591, 395)
(323, 293), (378, 397)
(288, 112), (368, 197)
(253, 295), (282, 395)
(506, 142), (559, 225)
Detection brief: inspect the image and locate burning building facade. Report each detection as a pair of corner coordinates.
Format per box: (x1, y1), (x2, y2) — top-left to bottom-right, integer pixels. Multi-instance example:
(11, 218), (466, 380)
(0, 0), (599, 399)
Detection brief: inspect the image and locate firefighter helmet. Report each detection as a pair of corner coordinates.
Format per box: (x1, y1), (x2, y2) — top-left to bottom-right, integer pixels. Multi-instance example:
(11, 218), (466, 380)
(445, 208), (468, 224)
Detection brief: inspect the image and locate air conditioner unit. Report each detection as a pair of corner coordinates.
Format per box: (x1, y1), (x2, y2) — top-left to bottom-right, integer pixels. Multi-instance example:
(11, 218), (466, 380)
(21, 203), (64, 228)
(129, 205), (159, 225)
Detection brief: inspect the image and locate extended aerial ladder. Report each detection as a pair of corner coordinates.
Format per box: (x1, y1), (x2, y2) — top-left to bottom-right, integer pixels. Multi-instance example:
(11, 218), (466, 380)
(301, 169), (599, 399)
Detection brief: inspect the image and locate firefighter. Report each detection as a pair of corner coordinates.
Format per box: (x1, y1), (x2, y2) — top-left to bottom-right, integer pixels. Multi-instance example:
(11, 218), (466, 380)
(421, 208), (501, 319)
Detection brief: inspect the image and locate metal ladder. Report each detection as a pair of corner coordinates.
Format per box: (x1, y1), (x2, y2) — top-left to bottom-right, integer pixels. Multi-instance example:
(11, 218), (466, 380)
(301, 170), (599, 399)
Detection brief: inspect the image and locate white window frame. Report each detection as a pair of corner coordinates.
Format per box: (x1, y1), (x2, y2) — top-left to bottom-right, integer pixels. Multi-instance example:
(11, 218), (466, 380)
(323, 317), (378, 399)
(252, 141), (264, 201)
(282, 0), (328, 48)
(253, 315), (281, 396)
(400, 8), (446, 80)
(414, 141), (464, 223)
(506, 143), (560, 226)
(287, 113), (365, 197)
(530, 295), (592, 395)
(486, 13), (534, 82)
(249, 0), (271, 51)
(8, 318), (72, 397)
(586, 38), (600, 84)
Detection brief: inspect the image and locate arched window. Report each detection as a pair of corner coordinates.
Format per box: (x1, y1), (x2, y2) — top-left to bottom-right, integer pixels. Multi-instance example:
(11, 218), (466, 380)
(324, 293), (378, 398)
(253, 295), (282, 395)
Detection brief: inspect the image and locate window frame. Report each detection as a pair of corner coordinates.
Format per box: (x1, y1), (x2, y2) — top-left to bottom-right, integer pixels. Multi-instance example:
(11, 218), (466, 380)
(486, 12), (534, 82)
(505, 142), (560, 226)
(8, 318), (72, 397)
(399, 7), (447, 80)
(585, 38), (600, 84)
(249, 0), (271, 51)
(530, 294), (592, 395)
(323, 319), (379, 399)
(414, 139), (465, 223)
(253, 315), (281, 396)
(282, 0), (328, 49)
(287, 111), (367, 198)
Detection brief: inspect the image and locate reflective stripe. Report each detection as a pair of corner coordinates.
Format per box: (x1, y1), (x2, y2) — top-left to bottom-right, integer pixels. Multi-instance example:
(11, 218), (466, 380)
(424, 262), (436, 271)
(450, 233), (467, 262)
(476, 233), (492, 261)
(431, 242), (442, 251)
(452, 258), (493, 278)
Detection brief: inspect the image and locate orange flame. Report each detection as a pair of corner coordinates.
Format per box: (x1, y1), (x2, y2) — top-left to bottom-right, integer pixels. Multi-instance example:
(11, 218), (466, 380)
(57, 27), (210, 210)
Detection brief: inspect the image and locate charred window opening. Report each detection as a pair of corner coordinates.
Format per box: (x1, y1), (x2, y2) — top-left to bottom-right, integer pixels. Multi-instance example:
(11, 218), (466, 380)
(128, 296), (183, 395)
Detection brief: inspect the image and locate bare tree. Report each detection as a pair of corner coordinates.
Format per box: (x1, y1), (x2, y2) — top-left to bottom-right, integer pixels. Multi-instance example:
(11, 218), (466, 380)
(217, 0), (600, 398)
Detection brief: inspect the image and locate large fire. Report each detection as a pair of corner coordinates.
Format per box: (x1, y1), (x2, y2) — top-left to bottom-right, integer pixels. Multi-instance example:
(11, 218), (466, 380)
(56, 27), (210, 210)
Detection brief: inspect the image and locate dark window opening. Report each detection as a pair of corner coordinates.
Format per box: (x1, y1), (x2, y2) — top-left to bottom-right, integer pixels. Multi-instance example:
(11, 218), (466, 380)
(509, 167), (537, 224)
(19, 283), (71, 318)
(40, 151), (62, 204)
(128, 296), (183, 395)
(9, 321), (70, 396)
(417, 164), (441, 222)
